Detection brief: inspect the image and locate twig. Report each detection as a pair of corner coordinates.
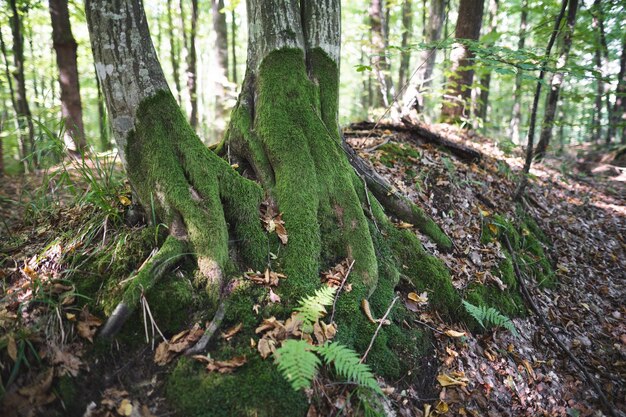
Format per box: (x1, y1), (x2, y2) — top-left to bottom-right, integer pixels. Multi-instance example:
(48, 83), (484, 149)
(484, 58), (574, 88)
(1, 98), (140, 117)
(413, 319), (445, 335)
(184, 298), (227, 355)
(360, 296), (399, 364)
(329, 259), (356, 324)
(502, 234), (619, 417)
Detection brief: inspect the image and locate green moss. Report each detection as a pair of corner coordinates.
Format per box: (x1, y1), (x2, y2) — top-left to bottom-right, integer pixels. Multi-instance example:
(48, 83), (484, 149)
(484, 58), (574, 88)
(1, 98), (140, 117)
(55, 375), (80, 415)
(168, 357), (307, 417)
(378, 143), (420, 168)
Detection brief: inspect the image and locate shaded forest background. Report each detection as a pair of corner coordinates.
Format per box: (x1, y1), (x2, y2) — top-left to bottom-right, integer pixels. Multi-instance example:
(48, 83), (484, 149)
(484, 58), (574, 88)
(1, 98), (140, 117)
(1, 0), (625, 176)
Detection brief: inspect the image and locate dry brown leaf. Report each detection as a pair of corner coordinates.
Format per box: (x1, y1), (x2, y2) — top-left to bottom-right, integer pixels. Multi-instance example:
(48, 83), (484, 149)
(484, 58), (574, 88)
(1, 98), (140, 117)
(444, 329), (466, 338)
(154, 323), (205, 365)
(206, 355), (247, 373)
(257, 337), (276, 359)
(362, 299), (376, 324)
(437, 373), (469, 387)
(269, 288), (281, 303)
(76, 306), (103, 343)
(221, 323), (243, 341)
(51, 345), (82, 377)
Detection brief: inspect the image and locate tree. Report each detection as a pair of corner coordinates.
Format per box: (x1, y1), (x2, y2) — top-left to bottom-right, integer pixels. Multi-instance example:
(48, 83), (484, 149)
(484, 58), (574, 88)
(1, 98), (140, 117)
(87, 0), (457, 413)
(400, 0), (445, 116)
(184, 0), (199, 129)
(474, 0), (499, 124)
(369, 0), (393, 107)
(508, 0), (528, 144)
(212, 0), (228, 131)
(166, 0), (182, 104)
(397, 0), (413, 90)
(608, 31), (626, 144)
(440, 0), (485, 123)
(534, 0), (579, 160)
(9, 0), (36, 170)
(48, 0), (86, 152)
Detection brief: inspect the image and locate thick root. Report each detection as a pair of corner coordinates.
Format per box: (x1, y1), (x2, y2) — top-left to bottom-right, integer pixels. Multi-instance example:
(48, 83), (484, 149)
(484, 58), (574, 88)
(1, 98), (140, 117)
(99, 235), (187, 338)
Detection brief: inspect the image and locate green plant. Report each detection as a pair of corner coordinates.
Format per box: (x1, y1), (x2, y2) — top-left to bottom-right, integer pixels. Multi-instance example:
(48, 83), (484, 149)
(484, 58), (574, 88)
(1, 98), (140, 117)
(462, 300), (519, 336)
(274, 286), (382, 394)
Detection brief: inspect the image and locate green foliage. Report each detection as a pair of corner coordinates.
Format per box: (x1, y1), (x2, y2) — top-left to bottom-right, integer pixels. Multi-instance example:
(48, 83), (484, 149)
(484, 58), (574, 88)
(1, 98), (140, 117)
(294, 285), (335, 331)
(274, 286), (381, 394)
(462, 300), (519, 336)
(316, 342), (381, 393)
(274, 340), (321, 391)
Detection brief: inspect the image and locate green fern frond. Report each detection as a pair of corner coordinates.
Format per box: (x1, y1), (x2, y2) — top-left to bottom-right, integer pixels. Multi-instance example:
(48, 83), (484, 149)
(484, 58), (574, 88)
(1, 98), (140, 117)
(274, 340), (321, 391)
(295, 286), (336, 330)
(317, 342), (382, 394)
(462, 300), (519, 336)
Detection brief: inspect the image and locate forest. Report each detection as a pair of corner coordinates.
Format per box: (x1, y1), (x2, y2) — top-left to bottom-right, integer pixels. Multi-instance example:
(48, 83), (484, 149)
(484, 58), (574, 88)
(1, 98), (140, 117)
(0, 0), (624, 416)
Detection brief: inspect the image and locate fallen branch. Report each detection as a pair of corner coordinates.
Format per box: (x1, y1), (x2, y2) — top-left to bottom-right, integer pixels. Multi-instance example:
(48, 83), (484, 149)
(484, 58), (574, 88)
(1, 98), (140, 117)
(360, 296), (399, 364)
(503, 234), (619, 417)
(346, 119), (482, 163)
(184, 299), (227, 355)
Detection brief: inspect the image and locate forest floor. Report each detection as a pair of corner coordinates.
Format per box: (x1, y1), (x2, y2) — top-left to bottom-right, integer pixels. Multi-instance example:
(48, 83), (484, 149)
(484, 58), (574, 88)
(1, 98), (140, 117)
(0, 123), (624, 417)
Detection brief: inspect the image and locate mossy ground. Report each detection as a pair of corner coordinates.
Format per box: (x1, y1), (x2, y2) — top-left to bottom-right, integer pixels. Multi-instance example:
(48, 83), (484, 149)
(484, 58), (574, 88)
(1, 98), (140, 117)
(466, 211), (555, 321)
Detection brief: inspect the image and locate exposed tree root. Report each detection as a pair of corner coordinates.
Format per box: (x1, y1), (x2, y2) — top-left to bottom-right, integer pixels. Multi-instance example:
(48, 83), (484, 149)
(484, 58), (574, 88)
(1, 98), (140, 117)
(100, 235), (187, 338)
(343, 140), (453, 250)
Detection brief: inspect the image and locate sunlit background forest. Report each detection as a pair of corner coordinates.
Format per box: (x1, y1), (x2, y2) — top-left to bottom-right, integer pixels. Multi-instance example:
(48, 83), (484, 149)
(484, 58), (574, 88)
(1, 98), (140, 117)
(1, 0), (625, 176)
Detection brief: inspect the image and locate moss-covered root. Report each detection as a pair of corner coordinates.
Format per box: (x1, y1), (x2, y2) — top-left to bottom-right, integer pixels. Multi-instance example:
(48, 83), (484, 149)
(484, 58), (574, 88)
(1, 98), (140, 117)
(99, 235), (187, 338)
(344, 141), (453, 251)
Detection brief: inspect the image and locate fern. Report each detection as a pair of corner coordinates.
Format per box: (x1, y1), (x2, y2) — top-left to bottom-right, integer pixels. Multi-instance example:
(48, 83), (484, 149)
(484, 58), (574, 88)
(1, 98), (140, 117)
(274, 340), (320, 391)
(317, 342), (382, 394)
(462, 300), (519, 337)
(294, 286), (336, 331)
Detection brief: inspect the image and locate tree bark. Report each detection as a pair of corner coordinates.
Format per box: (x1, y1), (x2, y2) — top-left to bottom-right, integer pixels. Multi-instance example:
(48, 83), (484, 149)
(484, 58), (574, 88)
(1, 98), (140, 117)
(534, 0), (578, 160)
(95, 68), (110, 151)
(508, 0), (528, 144)
(49, 0), (87, 152)
(474, 0), (498, 124)
(212, 0), (228, 132)
(400, 0), (445, 116)
(440, 0), (485, 123)
(186, 0), (199, 129)
(369, 0), (393, 108)
(230, 8), (237, 84)
(9, 0), (36, 170)
(166, 0), (182, 104)
(608, 31), (626, 144)
(397, 0), (413, 90)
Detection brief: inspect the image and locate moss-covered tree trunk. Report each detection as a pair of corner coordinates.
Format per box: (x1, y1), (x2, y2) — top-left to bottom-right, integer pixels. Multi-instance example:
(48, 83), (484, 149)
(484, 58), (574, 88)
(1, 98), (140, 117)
(86, 0), (460, 414)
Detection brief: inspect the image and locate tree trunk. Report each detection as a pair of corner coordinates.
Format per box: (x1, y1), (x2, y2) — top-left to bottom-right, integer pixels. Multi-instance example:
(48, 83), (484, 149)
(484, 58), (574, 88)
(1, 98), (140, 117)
(212, 0), (228, 132)
(608, 31), (626, 144)
(397, 0), (413, 90)
(230, 8), (237, 84)
(186, 0), (199, 129)
(400, 0), (445, 117)
(369, 0), (393, 107)
(87, 1), (457, 414)
(166, 0), (182, 104)
(9, 0), (36, 170)
(508, 0), (528, 144)
(95, 68), (110, 151)
(49, 0), (87, 152)
(440, 0), (484, 123)
(534, 0), (578, 160)
(474, 0), (498, 124)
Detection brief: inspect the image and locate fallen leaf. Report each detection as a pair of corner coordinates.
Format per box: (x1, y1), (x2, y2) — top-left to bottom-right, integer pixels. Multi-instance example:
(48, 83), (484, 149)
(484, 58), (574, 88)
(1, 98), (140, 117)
(437, 373), (469, 387)
(269, 288), (281, 303)
(221, 323), (242, 341)
(117, 399), (133, 416)
(76, 306), (103, 343)
(258, 337), (276, 359)
(444, 329), (466, 338)
(206, 355), (247, 373)
(118, 195), (132, 206)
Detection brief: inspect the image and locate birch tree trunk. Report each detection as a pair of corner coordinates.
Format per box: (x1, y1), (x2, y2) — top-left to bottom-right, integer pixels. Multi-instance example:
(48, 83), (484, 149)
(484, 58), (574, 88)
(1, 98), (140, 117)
(49, 0), (86, 152)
